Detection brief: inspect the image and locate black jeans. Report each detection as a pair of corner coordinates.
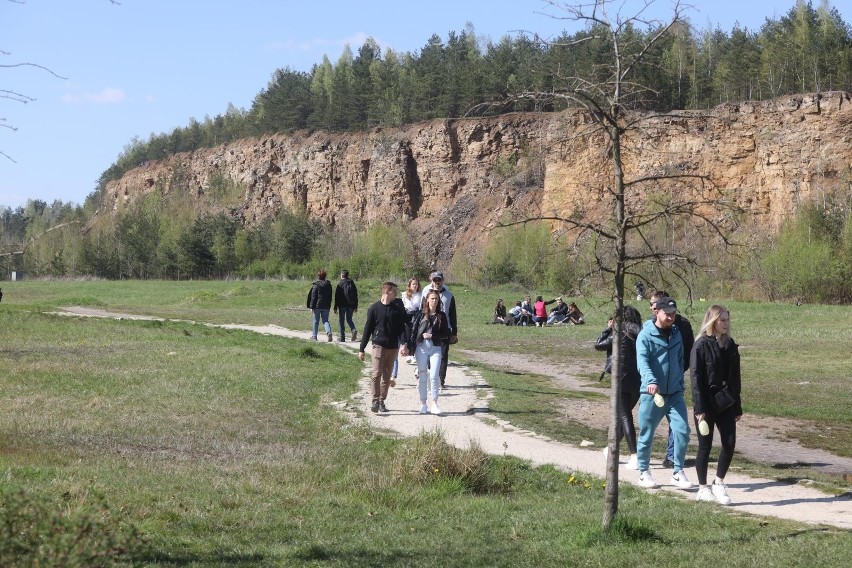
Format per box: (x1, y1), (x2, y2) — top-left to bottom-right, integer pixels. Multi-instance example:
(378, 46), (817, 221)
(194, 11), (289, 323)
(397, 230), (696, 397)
(694, 409), (737, 485)
(617, 389), (640, 454)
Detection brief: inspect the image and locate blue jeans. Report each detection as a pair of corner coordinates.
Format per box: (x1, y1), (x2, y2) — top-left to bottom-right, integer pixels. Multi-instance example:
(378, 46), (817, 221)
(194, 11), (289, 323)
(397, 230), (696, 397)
(338, 307), (356, 338)
(416, 339), (443, 402)
(312, 309), (331, 338)
(636, 390), (690, 473)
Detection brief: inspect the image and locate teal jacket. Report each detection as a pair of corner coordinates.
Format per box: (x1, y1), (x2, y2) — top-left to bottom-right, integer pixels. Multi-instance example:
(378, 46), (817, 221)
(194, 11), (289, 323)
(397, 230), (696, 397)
(636, 319), (684, 395)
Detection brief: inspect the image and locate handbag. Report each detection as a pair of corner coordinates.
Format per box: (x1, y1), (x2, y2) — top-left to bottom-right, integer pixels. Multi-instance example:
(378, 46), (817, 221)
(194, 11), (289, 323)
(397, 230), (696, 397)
(710, 384), (736, 413)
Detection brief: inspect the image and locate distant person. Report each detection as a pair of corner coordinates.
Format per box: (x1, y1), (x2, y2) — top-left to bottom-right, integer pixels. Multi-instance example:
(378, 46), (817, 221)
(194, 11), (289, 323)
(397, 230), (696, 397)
(493, 299), (507, 324)
(546, 297), (569, 325)
(692, 305), (742, 506)
(594, 316), (615, 380)
(406, 288), (450, 415)
(422, 271), (457, 389)
(599, 305), (643, 470)
(400, 277), (423, 365)
(507, 301), (524, 326)
(0, 287), (3, 302)
(649, 289), (694, 469)
(333, 270), (359, 342)
(519, 296), (534, 326)
(306, 269), (333, 341)
(565, 302), (585, 324)
(635, 296), (692, 490)
(358, 282), (410, 413)
(635, 281), (646, 301)
(533, 295), (551, 326)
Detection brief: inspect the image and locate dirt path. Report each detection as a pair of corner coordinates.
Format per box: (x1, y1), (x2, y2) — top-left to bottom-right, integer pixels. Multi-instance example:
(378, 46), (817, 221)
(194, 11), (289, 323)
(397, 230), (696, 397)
(56, 307), (852, 530)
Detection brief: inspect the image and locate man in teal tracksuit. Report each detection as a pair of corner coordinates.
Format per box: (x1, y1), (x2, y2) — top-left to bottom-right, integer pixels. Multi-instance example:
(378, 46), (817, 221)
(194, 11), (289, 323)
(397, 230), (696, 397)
(635, 297), (693, 490)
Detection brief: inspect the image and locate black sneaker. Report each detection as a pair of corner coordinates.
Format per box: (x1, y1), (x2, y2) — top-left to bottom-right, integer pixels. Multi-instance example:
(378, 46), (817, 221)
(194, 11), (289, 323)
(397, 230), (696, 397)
(662, 458), (674, 469)
(378, 401), (388, 413)
(370, 401), (379, 413)
(351, 330), (357, 341)
(338, 336), (345, 342)
(327, 332), (333, 342)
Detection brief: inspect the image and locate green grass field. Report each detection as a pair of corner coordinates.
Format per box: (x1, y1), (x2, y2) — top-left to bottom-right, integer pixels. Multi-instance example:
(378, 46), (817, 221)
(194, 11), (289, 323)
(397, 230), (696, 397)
(1, 280), (850, 565)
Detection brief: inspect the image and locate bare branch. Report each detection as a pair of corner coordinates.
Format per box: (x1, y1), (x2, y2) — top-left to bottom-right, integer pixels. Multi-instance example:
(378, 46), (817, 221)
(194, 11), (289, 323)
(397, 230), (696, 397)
(0, 62), (68, 80)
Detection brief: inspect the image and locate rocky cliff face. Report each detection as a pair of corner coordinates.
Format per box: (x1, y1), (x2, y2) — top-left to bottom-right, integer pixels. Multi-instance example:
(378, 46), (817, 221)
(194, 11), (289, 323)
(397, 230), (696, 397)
(102, 92), (852, 272)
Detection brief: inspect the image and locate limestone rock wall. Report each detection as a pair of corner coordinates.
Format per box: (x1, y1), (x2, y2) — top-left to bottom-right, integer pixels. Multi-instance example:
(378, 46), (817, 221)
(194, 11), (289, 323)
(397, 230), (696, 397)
(102, 92), (852, 272)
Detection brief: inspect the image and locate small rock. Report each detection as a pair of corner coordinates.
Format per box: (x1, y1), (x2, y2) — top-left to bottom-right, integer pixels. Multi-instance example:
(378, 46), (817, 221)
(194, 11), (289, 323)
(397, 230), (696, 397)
(580, 440), (595, 447)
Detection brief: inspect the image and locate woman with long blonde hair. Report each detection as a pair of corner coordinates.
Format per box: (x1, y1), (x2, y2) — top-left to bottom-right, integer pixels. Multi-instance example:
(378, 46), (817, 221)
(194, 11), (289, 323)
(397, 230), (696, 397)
(690, 305), (742, 505)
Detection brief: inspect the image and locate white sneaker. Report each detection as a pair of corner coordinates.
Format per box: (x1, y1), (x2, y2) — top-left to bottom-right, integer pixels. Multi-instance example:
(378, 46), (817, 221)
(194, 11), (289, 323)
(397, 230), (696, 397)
(430, 403), (442, 415)
(419, 403), (428, 415)
(638, 470), (658, 488)
(626, 454), (639, 470)
(696, 486), (714, 502)
(671, 470), (693, 489)
(712, 480), (732, 505)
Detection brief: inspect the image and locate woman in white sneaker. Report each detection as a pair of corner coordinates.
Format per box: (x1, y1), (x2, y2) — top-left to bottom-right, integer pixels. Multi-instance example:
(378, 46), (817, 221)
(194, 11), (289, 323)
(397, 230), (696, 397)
(690, 305), (742, 505)
(406, 289), (450, 415)
(401, 277), (422, 366)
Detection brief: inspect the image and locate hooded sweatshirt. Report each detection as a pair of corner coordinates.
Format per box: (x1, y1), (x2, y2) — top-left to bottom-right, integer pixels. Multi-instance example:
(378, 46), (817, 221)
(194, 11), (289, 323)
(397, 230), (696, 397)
(636, 318), (684, 395)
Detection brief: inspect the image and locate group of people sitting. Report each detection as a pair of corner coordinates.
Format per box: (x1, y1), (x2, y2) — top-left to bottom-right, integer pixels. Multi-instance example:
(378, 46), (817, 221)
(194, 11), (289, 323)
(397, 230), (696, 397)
(492, 295), (585, 326)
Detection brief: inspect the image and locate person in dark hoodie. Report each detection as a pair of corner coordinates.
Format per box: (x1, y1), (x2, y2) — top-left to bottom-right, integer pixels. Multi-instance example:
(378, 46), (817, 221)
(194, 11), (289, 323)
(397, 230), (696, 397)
(306, 269), (333, 341)
(358, 282), (409, 414)
(333, 269), (359, 342)
(691, 305), (742, 506)
(598, 305), (643, 469)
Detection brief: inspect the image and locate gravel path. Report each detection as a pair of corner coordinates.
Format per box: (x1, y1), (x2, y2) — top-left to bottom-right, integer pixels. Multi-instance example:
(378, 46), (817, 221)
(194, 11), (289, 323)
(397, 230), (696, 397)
(57, 307), (852, 530)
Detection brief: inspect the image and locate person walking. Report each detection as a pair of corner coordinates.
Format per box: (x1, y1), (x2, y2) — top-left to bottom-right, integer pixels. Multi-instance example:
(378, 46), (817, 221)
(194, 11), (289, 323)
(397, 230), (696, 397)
(421, 271), (457, 389)
(358, 282), (409, 413)
(635, 297), (693, 490)
(406, 289), (450, 415)
(598, 306), (643, 469)
(691, 305), (742, 505)
(307, 269), (333, 342)
(648, 290), (694, 469)
(333, 270), (359, 342)
(400, 277), (422, 366)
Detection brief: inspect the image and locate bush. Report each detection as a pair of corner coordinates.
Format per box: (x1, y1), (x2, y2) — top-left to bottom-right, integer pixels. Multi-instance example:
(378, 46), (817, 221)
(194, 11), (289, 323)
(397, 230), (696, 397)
(0, 486), (144, 567)
(394, 431), (494, 494)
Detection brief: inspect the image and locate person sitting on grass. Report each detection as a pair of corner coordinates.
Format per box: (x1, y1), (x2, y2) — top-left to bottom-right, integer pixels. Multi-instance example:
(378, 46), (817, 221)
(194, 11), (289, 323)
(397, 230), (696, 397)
(507, 301), (523, 326)
(493, 299), (507, 324)
(566, 302), (585, 325)
(546, 297), (569, 325)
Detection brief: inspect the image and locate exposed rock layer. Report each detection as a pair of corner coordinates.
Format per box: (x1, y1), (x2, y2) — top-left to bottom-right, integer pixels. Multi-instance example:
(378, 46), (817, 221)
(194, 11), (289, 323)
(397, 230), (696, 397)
(102, 92), (852, 272)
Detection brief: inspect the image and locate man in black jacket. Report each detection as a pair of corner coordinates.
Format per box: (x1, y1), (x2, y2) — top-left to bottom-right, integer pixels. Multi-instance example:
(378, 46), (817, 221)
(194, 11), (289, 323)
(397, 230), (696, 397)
(333, 270), (359, 342)
(358, 282), (409, 413)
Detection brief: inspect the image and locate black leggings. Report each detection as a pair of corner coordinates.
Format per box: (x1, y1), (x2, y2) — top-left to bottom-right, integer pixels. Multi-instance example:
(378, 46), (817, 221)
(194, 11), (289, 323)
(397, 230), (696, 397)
(694, 410), (737, 485)
(617, 390), (640, 454)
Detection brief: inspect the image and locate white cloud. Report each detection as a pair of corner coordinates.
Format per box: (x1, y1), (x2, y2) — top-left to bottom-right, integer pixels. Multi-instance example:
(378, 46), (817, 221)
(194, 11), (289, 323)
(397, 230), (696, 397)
(62, 87), (127, 104)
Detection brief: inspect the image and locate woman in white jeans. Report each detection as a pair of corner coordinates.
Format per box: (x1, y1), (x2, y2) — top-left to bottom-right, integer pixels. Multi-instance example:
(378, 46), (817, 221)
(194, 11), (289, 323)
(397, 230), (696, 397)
(405, 289), (449, 415)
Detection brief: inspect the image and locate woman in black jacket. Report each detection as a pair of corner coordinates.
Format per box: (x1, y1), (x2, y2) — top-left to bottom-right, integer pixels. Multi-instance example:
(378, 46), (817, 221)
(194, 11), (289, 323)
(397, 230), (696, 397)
(691, 305), (742, 506)
(406, 289), (450, 415)
(598, 305), (642, 469)
(307, 269), (333, 341)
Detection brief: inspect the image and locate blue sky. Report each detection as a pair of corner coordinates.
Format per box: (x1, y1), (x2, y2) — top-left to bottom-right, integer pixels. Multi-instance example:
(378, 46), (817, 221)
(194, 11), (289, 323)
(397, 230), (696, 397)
(0, 0), (836, 209)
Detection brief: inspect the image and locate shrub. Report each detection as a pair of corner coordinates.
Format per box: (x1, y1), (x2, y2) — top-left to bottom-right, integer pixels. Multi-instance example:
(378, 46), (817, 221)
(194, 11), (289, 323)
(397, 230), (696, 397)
(0, 486), (144, 567)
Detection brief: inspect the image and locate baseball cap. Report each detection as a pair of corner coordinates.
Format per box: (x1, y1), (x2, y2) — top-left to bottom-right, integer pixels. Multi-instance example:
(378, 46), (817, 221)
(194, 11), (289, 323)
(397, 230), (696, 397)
(654, 297), (677, 313)
(430, 271), (444, 280)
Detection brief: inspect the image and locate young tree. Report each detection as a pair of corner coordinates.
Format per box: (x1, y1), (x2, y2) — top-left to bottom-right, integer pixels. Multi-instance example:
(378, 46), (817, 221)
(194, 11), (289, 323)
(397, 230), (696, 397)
(512, 0), (742, 529)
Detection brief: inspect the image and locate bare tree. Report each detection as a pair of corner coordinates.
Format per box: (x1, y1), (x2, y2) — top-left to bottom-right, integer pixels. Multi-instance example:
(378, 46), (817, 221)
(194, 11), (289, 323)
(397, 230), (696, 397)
(494, 0), (742, 529)
(1, 0), (121, 162)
